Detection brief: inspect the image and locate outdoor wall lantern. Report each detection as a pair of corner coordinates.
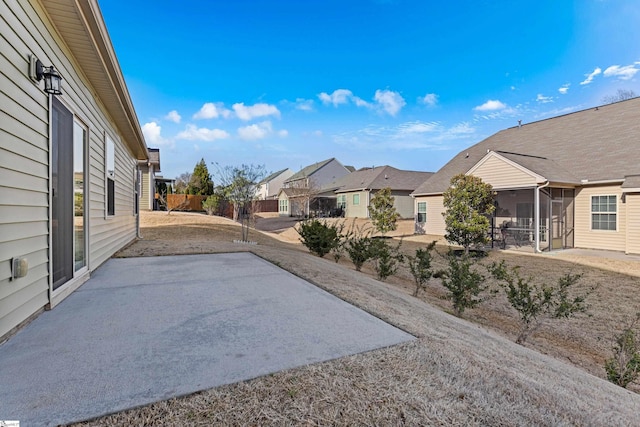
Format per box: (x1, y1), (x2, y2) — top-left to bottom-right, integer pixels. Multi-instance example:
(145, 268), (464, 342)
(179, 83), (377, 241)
(29, 55), (63, 95)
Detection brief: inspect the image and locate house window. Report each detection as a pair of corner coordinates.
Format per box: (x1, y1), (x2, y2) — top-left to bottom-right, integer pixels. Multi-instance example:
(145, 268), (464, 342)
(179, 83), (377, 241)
(417, 202), (426, 223)
(279, 199), (288, 213)
(353, 194), (360, 205)
(106, 135), (115, 216)
(337, 195), (346, 209)
(591, 195), (617, 231)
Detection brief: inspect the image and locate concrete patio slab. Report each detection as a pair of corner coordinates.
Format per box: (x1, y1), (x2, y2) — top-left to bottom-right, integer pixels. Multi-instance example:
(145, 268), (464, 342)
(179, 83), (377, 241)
(0, 253), (414, 426)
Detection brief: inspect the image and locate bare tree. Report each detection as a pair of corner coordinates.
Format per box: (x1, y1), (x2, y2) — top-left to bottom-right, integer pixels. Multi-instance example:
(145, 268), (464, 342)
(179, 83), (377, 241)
(174, 172), (192, 194)
(602, 89), (637, 104)
(215, 164), (267, 242)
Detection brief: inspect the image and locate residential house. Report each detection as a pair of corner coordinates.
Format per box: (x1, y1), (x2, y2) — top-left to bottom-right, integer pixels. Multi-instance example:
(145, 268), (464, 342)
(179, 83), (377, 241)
(257, 168), (293, 200)
(411, 97), (640, 254)
(0, 0), (148, 340)
(325, 166), (433, 219)
(138, 148), (160, 210)
(278, 158), (351, 216)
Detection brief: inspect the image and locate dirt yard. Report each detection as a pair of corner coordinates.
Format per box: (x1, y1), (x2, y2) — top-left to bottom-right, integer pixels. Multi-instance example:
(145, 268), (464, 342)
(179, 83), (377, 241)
(75, 211), (640, 426)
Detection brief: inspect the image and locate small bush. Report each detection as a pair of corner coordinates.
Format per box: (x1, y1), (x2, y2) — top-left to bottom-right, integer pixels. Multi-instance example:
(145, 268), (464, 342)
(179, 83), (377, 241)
(438, 252), (490, 317)
(369, 238), (403, 282)
(202, 195), (219, 216)
(345, 236), (372, 271)
(605, 313), (640, 388)
(296, 219), (340, 258)
(488, 261), (592, 344)
(406, 241), (437, 297)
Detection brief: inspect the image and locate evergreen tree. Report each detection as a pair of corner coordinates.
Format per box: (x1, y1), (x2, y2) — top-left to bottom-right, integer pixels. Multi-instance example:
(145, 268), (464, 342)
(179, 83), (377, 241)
(188, 158), (214, 195)
(368, 187), (400, 236)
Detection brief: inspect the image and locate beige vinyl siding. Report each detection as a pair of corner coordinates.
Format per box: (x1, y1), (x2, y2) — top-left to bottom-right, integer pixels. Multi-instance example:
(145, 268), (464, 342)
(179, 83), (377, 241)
(470, 155), (538, 189)
(414, 195), (447, 236)
(574, 185), (626, 252)
(626, 193), (640, 255)
(0, 0), (138, 337)
(0, 0), (51, 338)
(345, 190), (368, 218)
(140, 166), (151, 210)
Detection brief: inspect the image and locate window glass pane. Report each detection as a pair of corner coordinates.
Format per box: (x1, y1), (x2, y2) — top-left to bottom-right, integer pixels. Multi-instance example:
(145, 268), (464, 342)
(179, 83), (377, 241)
(417, 202), (426, 213)
(353, 194), (360, 205)
(73, 121), (86, 271)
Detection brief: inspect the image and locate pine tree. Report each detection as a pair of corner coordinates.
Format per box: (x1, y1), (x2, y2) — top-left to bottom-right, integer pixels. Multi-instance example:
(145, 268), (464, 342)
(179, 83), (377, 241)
(188, 158), (214, 195)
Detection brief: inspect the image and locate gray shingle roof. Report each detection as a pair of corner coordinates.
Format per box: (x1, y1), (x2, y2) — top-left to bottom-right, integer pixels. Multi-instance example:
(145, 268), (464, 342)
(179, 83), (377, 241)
(260, 168), (289, 184)
(412, 97), (640, 196)
(323, 166), (433, 193)
(285, 158), (337, 183)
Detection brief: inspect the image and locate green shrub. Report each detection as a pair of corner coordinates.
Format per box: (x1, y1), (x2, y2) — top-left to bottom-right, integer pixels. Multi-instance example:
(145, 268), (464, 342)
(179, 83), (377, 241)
(202, 195), (219, 216)
(369, 238), (403, 282)
(488, 261), (592, 344)
(296, 219), (341, 258)
(439, 252), (489, 317)
(605, 313), (640, 388)
(406, 241), (437, 297)
(345, 236), (373, 271)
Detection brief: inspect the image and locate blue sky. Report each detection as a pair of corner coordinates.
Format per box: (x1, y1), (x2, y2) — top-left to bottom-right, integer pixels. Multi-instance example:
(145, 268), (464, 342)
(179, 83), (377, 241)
(100, 0), (640, 180)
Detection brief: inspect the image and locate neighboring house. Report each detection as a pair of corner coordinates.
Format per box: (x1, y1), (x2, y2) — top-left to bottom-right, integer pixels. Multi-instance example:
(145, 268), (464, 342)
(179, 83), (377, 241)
(278, 158), (351, 216)
(138, 148), (161, 210)
(256, 168), (294, 200)
(411, 97), (640, 254)
(324, 166), (433, 219)
(0, 0), (148, 340)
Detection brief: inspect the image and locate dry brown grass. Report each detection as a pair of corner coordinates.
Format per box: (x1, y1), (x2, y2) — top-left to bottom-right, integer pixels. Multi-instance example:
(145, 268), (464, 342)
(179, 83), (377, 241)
(73, 211), (640, 426)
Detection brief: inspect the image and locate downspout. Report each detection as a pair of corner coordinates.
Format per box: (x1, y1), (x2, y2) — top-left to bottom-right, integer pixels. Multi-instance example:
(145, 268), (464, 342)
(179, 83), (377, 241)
(535, 181), (550, 253)
(136, 164), (142, 239)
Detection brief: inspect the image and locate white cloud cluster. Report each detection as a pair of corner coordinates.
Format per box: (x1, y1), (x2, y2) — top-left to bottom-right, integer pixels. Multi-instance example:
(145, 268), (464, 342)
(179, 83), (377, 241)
(294, 98), (314, 111)
(558, 84), (570, 95)
(420, 93), (439, 106)
(176, 124), (230, 141)
(318, 89), (368, 107)
(193, 102), (232, 120)
(473, 100), (506, 111)
(233, 102), (281, 121)
(237, 121), (273, 140)
(374, 89), (406, 116)
(603, 63), (640, 80)
(142, 121), (168, 146)
(165, 110), (181, 123)
(580, 67), (602, 85)
(318, 88), (407, 116)
(536, 94), (553, 104)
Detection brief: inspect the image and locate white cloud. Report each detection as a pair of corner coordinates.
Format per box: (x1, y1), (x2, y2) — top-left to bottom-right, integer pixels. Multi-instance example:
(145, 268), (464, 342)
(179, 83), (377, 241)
(580, 67), (601, 85)
(474, 100), (506, 111)
(164, 110), (181, 123)
(603, 63), (640, 80)
(142, 121), (169, 146)
(237, 121), (273, 140)
(294, 98), (314, 111)
(193, 102), (232, 120)
(448, 122), (475, 135)
(374, 89), (406, 116)
(398, 121), (439, 134)
(233, 103), (281, 121)
(176, 124), (230, 141)
(558, 84), (570, 95)
(536, 94), (553, 103)
(420, 93), (439, 106)
(318, 89), (354, 106)
(278, 129), (289, 137)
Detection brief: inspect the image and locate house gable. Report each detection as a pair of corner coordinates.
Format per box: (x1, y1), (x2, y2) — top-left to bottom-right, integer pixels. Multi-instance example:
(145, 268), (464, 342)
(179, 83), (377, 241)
(466, 151), (544, 189)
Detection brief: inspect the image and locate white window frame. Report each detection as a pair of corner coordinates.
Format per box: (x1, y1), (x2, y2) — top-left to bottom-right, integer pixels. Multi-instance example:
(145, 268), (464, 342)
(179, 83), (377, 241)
(417, 201), (427, 223)
(590, 194), (617, 231)
(353, 194), (360, 206)
(105, 134), (116, 217)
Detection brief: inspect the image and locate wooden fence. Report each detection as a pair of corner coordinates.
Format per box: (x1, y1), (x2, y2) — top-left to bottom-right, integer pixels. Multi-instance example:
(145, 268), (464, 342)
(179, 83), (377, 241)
(160, 195), (278, 215)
